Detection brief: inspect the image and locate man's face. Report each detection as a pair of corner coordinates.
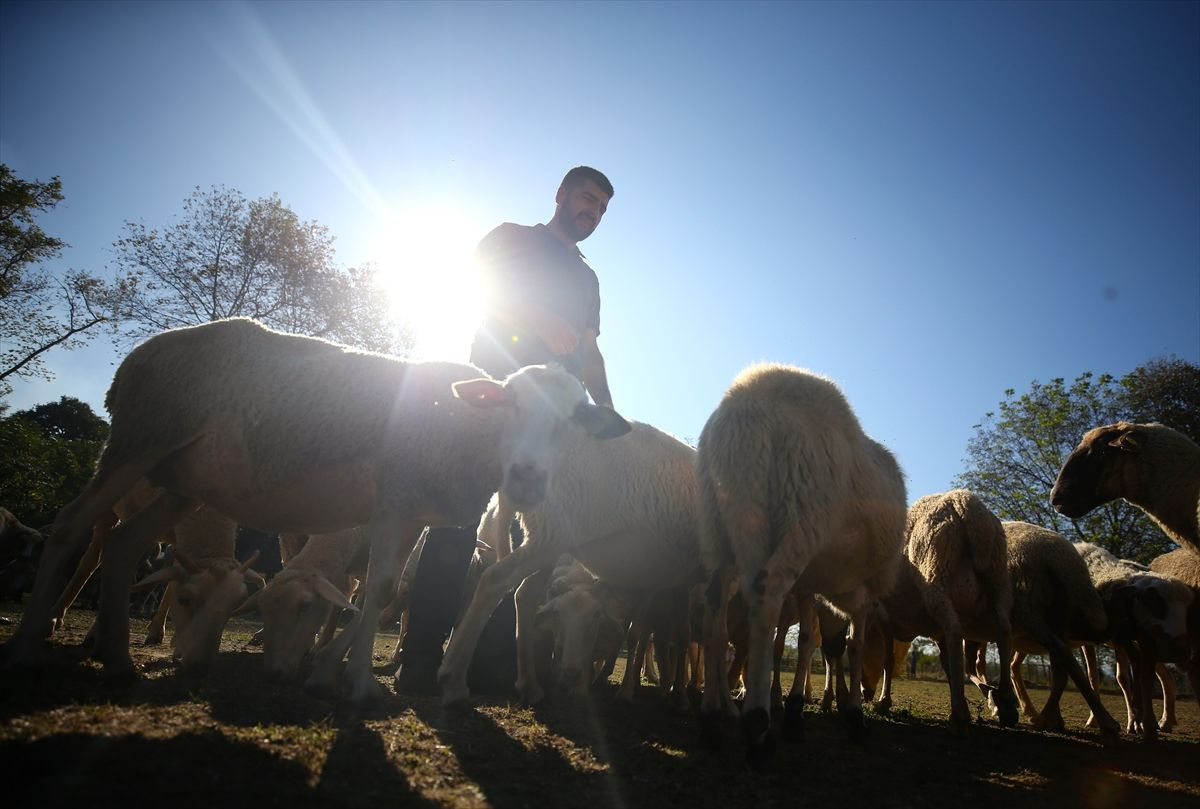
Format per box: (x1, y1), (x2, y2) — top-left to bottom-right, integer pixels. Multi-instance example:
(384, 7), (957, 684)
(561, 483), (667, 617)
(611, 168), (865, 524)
(556, 179), (610, 242)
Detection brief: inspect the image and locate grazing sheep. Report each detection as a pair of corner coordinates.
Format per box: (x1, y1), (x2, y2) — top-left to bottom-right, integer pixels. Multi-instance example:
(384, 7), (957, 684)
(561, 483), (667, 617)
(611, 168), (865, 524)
(1001, 521), (1120, 745)
(1149, 548), (1200, 727)
(869, 490), (1019, 734)
(234, 528), (368, 680)
(1074, 541), (1192, 741)
(1, 317), (629, 709)
(533, 578), (635, 697)
(47, 480), (256, 671)
(438, 420), (702, 711)
(694, 363), (907, 767)
(1051, 422), (1200, 556)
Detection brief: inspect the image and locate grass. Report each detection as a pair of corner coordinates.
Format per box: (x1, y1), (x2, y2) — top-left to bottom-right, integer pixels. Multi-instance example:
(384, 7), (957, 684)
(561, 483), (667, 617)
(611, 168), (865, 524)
(2, 604), (1198, 809)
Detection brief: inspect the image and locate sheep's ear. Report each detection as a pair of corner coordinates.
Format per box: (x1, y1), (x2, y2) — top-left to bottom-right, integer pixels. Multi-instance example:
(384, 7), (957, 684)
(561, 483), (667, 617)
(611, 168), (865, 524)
(133, 564), (188, 592)
(453, 378), (509, 409)
(1108, 429), (1142, 453)
(313, 576), (357, 612)
(572, 402), (631, 439)
(232, 589), (262, 616)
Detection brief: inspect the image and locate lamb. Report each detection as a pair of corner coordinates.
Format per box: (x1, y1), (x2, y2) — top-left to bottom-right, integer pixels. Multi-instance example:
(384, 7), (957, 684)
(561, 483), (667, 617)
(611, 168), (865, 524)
(868, 489), (1019, 734)
(1, 317), (629, 709)
(1074, 541), (1192, 741)
(694, 363), (907, 767)
(46, 479), (258, 671)
(437, 419), (703, 712)
(233, 528), (367, 680)
(1148, 548), (1200, 728)
(1051, 422), (1200, 556)
(1000, 521), (1121, 745)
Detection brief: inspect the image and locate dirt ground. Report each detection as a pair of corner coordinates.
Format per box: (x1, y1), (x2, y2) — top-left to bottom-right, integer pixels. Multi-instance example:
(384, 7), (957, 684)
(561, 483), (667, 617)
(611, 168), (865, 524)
(1, 606), (1197, 809)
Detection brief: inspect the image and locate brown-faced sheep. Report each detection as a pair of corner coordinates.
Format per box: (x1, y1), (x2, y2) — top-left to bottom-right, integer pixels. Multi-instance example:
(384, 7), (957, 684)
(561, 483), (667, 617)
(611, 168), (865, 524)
(1, 318), (629, 708)
(1051, 422), (1200, 556)
(1001, 521), (1120, 745)
(694, 363), (907, 768)
(869, 489), (1019, 734)
(437, 420), (701, 712)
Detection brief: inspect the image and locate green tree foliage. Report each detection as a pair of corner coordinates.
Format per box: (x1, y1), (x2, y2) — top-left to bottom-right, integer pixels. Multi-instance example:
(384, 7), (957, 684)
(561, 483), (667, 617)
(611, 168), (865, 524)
(111, 186), (412, 354)
(0, 164), (122, 399)
(0, 396), (108, 527)
(954, 357), (1200, 563)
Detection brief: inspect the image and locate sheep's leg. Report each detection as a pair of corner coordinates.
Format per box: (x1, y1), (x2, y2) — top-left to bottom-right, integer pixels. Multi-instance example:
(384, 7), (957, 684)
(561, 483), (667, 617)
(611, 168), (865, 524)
(935, 631), (969, 735)
(618, 612), (651, 703)
(512, 565), (551, 703)
(3, 463), (149, 669)
(769, 615), (788, 711)
(1040, 629), (1119, 745)
(1128, 641), (1159, 743)
(315, 517), (419, 708)
(1083, 644), (1106, 729)
(91, 491), (199, 679)
(699, 567), (738, 750)
(785, 595), (816, 727)
(1156, 661), (1177, 732)
(740, 571), (790, 767)
(835, 585), (874, 744)
(438, 540), (555, 706)
(1010, 651), (1039, 721)
(143, 579), (175, 646)
(1036, 657), (1068, 732)
(875, 631), (896, 715)
(49, 513), (115, 635)
(667, 597), (692, 714)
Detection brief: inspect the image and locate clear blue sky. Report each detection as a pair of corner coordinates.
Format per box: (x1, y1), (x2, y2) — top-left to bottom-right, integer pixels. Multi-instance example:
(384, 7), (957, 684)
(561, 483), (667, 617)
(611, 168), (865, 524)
(2, 1), (1198, 506)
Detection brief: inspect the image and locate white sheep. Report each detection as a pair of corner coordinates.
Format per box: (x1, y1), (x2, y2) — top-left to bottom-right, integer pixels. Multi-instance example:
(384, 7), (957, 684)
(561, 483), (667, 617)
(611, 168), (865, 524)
(1051, 422), (1200, 556)
(1001, 521), (1121, 745)
(437, 419), (702, 712)
(1074, 541), (1192, 741)
(1, 317), (629, 708)
(694, 363), (907, 768)
(869, 489), (1019, 734)
(233, 528), (367, 680)
(1148, 548), (1200, 730)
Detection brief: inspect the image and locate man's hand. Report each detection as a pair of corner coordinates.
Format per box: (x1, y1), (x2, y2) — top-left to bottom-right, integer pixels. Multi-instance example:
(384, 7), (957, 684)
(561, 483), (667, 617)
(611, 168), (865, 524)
(533, 312), (581, 355)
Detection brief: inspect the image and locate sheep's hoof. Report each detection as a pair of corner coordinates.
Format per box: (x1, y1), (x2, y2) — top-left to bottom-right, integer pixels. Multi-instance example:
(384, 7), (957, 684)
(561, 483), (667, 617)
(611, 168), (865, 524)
(700, 709), (725, 751)
(101, 663), (139, 686)
(873, 695), (892, 715)
(949, 711), (970, 738)
(1099, 723), (1121, 749)
(143, 630), (164, 647)
(820, 692), (834, 714)
(667, 691), (691, 716)
(783, 696), (805, 742)
(741, 707), (774, 769)
(394, 653), (441, 696)
(995, 694), (1019, 727)
(247, 628), (264, 648)
(844, 706), (868, 744)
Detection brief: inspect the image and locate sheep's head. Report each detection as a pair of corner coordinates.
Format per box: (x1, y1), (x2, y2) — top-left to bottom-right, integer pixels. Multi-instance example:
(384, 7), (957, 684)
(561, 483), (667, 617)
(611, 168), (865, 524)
(242, 569), (355, 681)
(453, 364), (631, 510)
(534, 582), (627, 696)
(1050, 422), (1146, 519)
(137, 550), (264, 671)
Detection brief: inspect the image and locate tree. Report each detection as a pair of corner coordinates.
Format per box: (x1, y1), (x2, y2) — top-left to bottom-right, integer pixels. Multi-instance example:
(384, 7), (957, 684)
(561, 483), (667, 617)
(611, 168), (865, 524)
(0, 164), (122, 399)
(1118, 356), (1200, 443)
(111, 186), (411, 354)
(952, 361), (1197, 564)
(0, 396), (108, 527)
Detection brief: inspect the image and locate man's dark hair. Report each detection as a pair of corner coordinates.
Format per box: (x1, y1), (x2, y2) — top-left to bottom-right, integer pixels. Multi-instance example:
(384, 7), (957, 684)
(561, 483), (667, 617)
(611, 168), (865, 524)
(561, 166), (613, 198)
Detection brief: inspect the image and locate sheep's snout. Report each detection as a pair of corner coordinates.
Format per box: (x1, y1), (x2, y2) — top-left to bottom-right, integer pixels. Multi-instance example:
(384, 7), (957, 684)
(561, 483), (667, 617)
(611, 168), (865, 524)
(504, 462), (548, 507)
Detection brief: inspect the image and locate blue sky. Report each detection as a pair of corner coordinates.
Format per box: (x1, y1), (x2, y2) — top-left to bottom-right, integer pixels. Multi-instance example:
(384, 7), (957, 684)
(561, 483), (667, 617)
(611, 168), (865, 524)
(2, 1), (1197, 506)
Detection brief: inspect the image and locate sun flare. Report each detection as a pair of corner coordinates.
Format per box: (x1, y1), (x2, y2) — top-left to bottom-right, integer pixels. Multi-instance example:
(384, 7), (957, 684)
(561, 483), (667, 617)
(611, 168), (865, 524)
(370, 205), (488, 362)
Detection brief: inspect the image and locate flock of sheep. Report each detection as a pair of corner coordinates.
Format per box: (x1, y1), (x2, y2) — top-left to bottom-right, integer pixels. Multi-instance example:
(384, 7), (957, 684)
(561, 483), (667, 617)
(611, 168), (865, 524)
(1, 317), (1197, 771)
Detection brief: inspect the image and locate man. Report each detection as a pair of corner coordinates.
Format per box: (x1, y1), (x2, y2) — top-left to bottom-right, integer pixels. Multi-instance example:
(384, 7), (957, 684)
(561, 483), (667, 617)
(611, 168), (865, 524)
(395, 166), (616, 695)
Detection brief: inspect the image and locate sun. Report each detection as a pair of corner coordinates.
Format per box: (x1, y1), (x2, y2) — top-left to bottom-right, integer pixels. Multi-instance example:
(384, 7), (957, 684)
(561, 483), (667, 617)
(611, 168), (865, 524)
(370, 205), (489, 362)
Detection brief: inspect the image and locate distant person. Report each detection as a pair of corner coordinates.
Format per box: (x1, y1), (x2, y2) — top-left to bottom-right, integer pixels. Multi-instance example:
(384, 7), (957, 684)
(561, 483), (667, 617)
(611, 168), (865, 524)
(395, 166), (616, 695)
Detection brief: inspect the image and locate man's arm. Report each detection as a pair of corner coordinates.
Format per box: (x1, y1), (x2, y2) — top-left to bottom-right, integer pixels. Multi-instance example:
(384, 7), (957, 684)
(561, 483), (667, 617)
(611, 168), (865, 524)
(578, 328), (613, 409)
